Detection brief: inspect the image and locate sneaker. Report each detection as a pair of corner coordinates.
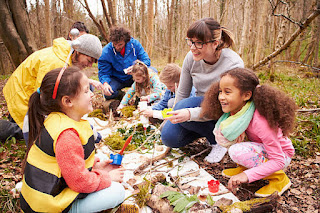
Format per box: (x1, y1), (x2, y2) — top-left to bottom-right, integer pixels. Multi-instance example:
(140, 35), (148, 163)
(204, 144), (228, 163)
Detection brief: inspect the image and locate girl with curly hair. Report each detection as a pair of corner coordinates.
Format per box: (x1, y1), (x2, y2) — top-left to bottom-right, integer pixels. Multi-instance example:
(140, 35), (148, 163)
(117, 60), (165, 109)
(201, 68), (297, 197)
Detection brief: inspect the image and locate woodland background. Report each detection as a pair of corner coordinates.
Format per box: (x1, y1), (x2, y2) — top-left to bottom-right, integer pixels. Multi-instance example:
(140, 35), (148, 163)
(0, 0), (319, 75)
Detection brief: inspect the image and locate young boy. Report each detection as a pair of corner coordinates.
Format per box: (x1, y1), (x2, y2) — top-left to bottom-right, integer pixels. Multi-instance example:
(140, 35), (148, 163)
(140, 64), (195, 119)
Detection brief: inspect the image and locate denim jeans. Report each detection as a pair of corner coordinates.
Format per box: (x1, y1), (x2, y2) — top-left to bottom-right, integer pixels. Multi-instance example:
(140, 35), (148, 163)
(105, 77), (134, 100)
(68, 182), (125, 213)
(161, 96), (217, 148)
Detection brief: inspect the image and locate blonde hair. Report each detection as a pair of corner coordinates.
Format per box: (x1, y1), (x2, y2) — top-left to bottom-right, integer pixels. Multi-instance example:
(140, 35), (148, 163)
(131, 60), (150, 96)
(159, 64), (181, 84)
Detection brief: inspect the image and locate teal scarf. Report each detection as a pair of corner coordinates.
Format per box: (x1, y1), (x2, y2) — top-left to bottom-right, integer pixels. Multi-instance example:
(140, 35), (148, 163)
(215, 101), (255, 142)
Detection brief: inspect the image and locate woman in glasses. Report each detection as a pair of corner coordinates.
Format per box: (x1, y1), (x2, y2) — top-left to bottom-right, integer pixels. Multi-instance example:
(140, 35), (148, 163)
(161, 17), (244, 163)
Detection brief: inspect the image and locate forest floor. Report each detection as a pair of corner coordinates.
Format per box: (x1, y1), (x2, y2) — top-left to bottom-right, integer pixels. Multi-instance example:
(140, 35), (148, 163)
(0, 66), (319, 212)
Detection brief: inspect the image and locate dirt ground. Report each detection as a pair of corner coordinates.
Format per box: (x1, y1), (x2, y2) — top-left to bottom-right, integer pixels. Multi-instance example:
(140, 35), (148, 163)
(0, 68), (319, 213)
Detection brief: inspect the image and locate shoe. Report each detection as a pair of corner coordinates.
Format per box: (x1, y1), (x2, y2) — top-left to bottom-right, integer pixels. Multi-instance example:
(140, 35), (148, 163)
(0, 120), (23, 142)
(254, 170), (291, 197)
(222, 166), (246, 178)
(204, 144), (228, 163)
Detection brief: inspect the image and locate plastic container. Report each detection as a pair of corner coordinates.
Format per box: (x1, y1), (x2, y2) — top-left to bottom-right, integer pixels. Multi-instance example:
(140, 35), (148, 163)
(110, 153), (123, 165)
(208, 179), (220, 193)
(161, 108), (173, 118)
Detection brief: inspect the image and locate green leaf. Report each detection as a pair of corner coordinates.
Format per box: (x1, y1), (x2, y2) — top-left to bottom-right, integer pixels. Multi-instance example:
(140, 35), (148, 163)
(160, 190), (179, 198)
(206, 195), (215, 206)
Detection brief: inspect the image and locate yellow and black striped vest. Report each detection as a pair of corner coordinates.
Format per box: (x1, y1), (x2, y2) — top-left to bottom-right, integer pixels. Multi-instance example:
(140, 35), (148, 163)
(20, 112), (95, 213)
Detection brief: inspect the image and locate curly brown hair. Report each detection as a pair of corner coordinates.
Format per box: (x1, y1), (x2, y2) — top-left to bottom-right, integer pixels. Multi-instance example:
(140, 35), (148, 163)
(201, 68), (297, 136)
(109, 26), (131, 43)
(132, 60), (151, 97)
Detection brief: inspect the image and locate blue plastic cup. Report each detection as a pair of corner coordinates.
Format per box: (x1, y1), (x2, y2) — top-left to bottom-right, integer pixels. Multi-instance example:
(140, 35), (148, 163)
(110, 153), (123, 165)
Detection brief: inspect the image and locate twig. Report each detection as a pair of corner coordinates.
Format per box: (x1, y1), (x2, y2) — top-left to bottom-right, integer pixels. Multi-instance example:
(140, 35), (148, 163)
(190, 147), (211, 160)
(297, 108), (320, 113)
(168, 173), (184, 193)
(274, 60), (320, 71)
(209, 190), (231, 196)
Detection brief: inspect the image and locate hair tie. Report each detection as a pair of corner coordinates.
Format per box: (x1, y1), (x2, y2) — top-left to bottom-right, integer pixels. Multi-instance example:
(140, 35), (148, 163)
(37, 88), (41, 94)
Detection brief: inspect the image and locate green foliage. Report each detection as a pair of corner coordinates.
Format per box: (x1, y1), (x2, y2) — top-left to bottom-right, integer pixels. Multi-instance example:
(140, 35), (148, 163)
(258, 68), (320, 157)
(120, 106), (136, 117)
(292, 113), (320, 157)
(114, 123), (161, 150)
(0, 75), (10, 80)
(160, 191), (199, 212)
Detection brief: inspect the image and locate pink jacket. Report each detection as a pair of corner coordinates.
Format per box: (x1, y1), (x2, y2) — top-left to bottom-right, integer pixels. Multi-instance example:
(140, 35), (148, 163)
(243, 110), (295, 182)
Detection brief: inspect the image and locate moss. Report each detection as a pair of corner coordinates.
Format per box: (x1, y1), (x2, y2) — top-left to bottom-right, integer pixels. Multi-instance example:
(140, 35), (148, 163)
(220, 197), (270, 212)
(120, 106), (137, 117)
(104, 132), (135, 151)
(133, 181), (151, 208)
(88, 109), (108, 121)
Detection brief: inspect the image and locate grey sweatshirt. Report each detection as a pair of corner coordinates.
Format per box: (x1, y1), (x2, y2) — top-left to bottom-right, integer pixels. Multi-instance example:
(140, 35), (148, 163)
(176, 48), (244, 121)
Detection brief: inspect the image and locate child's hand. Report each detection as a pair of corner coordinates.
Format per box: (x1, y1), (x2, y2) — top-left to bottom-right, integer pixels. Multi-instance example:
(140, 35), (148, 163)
(227, 172), (249, 193)
(94, 159), (118, 172)
(117, 104), (125, 111)
(164, 109), (190, 124)
(140, 96), (149, 102)
(109, 167), (126, 182)
(140, 108), (153, 117)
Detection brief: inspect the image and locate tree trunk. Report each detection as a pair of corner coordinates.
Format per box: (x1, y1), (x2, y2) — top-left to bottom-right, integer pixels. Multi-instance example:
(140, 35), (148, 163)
(313, 16), (320, 66)
(52, 0), (59, 39)
(107, 0), (117, 26)
(254, 0), (268, 65)
(0, 0), (36, 68)
(238, 0), (250, 57)
(44, 0), (52, 47)
(146, 0), (154, 57)
(8, 0), (37, 54)
(167, 0), (175, 63)
(140, 0), (146, 45)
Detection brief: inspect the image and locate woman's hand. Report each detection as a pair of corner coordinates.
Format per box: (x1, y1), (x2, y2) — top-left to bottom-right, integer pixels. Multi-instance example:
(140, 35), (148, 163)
(227, 172), (249, 193)
(164, 109), (190, 124)
(109, 167), (125, 182)
(103, 82), (114, 96)
(140, 108), (153, 117)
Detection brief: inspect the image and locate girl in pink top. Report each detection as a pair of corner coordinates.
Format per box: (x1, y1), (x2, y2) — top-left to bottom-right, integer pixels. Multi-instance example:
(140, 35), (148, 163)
(201, 68), (297, 197)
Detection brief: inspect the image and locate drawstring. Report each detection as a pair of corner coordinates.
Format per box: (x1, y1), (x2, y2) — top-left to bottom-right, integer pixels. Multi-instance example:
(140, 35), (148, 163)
(131, 43), (136, 56)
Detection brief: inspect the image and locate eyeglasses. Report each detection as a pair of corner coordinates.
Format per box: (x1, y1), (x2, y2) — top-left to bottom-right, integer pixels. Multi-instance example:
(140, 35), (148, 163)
(185, 38), (215, 49)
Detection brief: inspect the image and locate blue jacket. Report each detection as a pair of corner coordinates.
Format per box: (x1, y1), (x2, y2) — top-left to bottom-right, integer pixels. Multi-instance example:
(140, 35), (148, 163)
(98, 37), (151, 84)
(152, 87), (196, 111)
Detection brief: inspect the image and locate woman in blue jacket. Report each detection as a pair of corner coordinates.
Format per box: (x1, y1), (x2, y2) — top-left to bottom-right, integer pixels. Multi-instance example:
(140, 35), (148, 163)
(98, 26), (156, 99)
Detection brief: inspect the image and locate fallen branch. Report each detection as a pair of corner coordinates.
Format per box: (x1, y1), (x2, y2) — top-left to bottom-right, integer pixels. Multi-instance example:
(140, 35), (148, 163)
(134, 147), (171, 175)
(297, 108), (320, 113)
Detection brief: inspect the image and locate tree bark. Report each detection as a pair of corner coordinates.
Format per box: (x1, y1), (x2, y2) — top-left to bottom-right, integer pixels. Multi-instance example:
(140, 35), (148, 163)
(167, 0), (175, 63)
(254, 0), (268, 65)
(146, 0), (154, 57)
(253, 6), (320, 69)
(0, 0), (36, 68)
(44, 0), (52, 47)
(238, 0), (250, 57)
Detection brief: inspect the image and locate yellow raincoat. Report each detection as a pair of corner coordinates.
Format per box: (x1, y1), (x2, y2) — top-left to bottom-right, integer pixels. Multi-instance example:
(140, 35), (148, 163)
(3, 38), (72, 128)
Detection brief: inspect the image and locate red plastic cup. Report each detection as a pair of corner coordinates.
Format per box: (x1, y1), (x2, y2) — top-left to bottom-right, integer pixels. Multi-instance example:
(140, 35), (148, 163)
(208, 179), (220, 193)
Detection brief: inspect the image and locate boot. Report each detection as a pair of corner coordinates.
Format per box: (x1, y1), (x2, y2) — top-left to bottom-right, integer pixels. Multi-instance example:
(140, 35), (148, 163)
(254, 170), (291, 197)
(222, 165), (246, 178)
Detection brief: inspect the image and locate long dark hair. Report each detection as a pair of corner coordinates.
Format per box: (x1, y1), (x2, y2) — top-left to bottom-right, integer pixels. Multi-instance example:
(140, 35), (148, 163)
(201, 68), (297, 136)
(27, 67), (84, 150)
(187, 17), (234, 50)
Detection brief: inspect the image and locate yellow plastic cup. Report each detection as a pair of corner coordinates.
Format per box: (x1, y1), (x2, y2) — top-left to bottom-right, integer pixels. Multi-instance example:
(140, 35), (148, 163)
(161, 108), (173, 118)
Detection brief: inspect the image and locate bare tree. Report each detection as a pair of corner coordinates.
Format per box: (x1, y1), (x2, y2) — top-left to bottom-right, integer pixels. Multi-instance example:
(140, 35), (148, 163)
(0, 0), (37, 68)
(238, 0), (251, 57)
